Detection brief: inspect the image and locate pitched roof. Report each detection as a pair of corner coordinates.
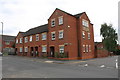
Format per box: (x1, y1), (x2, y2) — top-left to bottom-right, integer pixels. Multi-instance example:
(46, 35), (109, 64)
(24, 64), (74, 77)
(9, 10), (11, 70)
(0, 35), (15, 41)
(24, 24), (48, 36)
(56, 8), (85, 18)
(94, 42), (103, 46)
(74, 12), (85, 18)
(49, 8), (85, 19)
(19, 32), (25, 35)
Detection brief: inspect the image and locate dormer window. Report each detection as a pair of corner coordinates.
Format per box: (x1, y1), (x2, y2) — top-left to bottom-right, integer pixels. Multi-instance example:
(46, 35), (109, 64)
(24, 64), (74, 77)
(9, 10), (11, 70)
(51, 19), (55, 27)
(58, 16), (63, 25)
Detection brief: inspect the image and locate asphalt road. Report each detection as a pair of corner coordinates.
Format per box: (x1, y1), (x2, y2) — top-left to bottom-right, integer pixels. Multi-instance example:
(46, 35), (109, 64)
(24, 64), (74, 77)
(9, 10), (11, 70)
(2, 55), (118, 78)
(0, 57), (2, 79)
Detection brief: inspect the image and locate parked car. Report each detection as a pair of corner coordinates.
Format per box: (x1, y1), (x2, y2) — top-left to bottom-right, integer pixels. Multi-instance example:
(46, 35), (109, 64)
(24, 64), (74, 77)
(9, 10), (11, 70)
(0, 52), (3, 56)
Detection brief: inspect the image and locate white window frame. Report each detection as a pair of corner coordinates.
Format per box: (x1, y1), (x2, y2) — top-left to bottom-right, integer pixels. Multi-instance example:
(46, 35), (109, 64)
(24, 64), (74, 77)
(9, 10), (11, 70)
(51, 19), (55, 27)
(25, 37), (28, 43)
(20, 38), (22, 43)
(42, 45), (47, 52)
(58, 16), (63, 25)
(51, 31), (56, 40)
(59, 45), (64, 53)
(20, 47), (22, 52)
(89, 45), (91, 52)
(36, 34), (39, 41)
(5, 41), (10, 45)
(16, 39), (18, 43)
(82, 31), (85, 39)
(42, 33), (47, 40)
(83, 45), (85, 52)
(59, 30), (64, 39)
(86, 45), (89, 53)
(88, 33), (90, 39)
(24, 47), (28, 52)
(30, 36), (32, 42)
(82, 19), (89, 27)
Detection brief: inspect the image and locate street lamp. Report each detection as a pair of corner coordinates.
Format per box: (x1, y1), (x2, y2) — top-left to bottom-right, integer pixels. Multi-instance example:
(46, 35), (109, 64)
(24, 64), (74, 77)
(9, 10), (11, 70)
(1, 22), (3, 53)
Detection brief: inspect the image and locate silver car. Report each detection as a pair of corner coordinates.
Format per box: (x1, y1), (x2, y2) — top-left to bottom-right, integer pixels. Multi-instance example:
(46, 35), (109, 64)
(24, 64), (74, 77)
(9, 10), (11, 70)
(0, 52), (3, 56)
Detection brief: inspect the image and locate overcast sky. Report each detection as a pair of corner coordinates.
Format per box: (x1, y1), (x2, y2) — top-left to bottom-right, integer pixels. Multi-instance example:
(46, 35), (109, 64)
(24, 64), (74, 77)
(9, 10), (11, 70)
(0, 0), (119, 42)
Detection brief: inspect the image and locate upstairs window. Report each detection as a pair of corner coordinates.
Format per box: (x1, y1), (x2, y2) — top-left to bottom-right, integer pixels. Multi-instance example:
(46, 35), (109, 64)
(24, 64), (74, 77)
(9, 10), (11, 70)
(89, 45), (91, 52)
(16, 39), (18, 43)
(58, 16), (63, 25)
(59, 45), (64, 53)
(82, 19), (89, 27)
(20, 38), (22, 43)
(36, 34), (39, 41)
(25, 37), (28, 43)
(51, 32), (55, 40)
(59, 30), (64, 39)
(88, 33), (90, 39)
(82, 31), (85, 39)
(42, 33), (47, 40)
(30, 36), (32, 42)
(51, 19), (55, 27)
(83, 45), (85, 52)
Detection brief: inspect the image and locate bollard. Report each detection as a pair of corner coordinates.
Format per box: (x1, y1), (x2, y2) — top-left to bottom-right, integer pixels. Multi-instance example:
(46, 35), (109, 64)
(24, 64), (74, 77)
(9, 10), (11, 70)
(84, 64), (88, 67)
(115, 59), (118, 69)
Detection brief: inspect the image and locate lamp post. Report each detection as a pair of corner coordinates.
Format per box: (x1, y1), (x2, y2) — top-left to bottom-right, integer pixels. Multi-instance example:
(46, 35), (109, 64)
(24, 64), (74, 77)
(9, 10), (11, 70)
(1, 22), (3, 53)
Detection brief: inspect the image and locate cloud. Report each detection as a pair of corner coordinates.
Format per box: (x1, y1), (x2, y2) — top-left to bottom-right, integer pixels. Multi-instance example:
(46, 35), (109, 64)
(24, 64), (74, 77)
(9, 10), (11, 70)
(0, 0), (119, 42)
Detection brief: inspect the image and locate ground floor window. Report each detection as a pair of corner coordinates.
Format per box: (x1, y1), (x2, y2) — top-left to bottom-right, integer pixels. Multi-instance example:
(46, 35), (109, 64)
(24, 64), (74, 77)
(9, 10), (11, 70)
(24, 47), (28, 52)
(59, 45), (64, 53)
(83, 45), (85, 52)
(86, 45), (88, 52)
(20, 47), (22, 52)
(42, 45), (47, 52)
(89, 45), (91, 52)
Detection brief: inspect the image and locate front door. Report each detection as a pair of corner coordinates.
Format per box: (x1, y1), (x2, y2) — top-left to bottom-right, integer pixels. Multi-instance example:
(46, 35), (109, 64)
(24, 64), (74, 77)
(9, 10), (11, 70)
(31, 47), (34, 56)
(50, 47), (55, 57)
(35, 47), (38, 57)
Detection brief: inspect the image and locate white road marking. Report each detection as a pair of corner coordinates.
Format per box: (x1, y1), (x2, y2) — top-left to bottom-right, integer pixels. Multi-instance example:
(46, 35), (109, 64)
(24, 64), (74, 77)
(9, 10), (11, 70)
(45, 61), (54, 63)
(100, 65), (105, 68)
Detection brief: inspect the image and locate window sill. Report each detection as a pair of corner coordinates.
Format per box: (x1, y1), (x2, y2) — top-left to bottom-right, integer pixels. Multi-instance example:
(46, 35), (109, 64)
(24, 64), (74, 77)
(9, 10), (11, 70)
(59, 38), (63, 40)
(51, 26), (55, 27)
(59, 23), (63, 26)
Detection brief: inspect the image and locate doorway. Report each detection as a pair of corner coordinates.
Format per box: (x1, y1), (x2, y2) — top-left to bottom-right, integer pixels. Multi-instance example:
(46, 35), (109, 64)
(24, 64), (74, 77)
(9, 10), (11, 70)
(35, 46), (38, 57)
(31, 47), (34, 56)
(50, 46), (55, 57)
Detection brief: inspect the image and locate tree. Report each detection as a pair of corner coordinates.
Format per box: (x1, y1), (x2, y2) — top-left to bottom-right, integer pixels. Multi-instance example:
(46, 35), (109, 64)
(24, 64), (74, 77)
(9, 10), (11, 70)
(100, 23), (118, 52)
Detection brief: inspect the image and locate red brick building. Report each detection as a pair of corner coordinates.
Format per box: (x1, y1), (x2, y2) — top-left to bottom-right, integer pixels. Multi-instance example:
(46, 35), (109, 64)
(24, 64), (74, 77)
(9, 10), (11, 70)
(15, 8), (95, 60)
(95, 42), (110, 58)
(0, 35), (15, 54)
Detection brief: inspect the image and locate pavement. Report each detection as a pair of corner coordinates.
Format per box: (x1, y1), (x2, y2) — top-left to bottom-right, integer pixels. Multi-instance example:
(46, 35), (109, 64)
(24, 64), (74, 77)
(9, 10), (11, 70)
(2, 55), (119, 78)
